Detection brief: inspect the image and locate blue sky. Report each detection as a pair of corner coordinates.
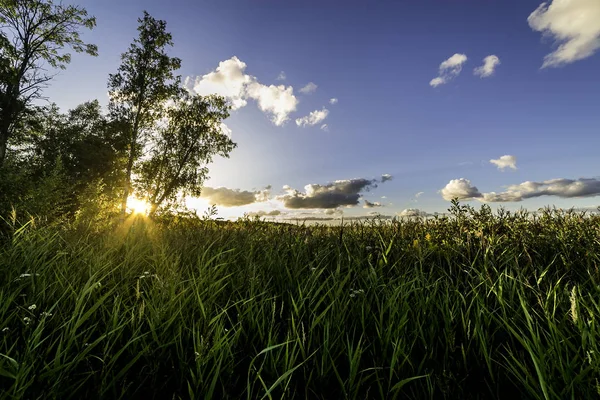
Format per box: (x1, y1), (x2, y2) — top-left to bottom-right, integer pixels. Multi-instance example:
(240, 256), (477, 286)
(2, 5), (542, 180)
(46, 0), (600, 220)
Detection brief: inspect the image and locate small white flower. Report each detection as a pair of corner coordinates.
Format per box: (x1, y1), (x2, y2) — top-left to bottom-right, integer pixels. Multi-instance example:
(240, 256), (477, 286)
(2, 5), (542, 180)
(28, 304), (37, 311)
(349, 293), (356, 298)
(41, 312), (53, 317)
(84, 343), (89, 347)
(2, 327), (9, 332)
(366, 246), (373, 251)
(23, 317), (31, 324)
(144, 271), (150, 275)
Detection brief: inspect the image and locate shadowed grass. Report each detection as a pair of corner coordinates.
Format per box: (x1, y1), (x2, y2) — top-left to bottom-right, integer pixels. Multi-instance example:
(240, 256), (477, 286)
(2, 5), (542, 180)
(1, 205), (599, 399)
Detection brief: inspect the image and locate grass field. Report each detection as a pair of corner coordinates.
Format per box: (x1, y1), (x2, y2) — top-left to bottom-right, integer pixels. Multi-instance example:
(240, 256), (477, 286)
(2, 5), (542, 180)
(1, 204), (599, 399)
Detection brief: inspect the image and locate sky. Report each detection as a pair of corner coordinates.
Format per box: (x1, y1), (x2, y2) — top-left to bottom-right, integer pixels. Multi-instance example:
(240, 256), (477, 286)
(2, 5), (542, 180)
(45, 0), (600, 221)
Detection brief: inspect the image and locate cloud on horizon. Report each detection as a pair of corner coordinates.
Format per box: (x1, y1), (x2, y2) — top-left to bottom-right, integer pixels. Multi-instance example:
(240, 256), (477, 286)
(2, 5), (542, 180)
(364, 200), (383, 208)
(201, 186), (271, 207)
(397, 208), (430, 218)
(441, 177), (600, 202)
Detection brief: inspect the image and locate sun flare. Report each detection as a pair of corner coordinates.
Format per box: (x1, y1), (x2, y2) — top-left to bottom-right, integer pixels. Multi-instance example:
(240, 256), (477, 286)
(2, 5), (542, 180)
(127, 197), (151, 215)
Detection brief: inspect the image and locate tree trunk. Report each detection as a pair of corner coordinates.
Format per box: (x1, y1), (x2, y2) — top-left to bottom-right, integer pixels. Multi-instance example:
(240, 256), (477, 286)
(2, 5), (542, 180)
(0, 130), (7, 169)
(119, 142), (136, 221)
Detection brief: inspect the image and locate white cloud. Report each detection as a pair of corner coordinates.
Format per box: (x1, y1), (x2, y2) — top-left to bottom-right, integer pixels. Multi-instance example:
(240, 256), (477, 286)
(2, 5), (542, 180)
(329, 98), (338, 105)
(528, 0), (600, 67)
(296, 108), (329, 127)
(474, 55), (501, 77)
(415, 191), (424, 198)
(429, 77), (446, 88)
(220, 122), (232, 139)
(276, 71), (286, 81)
(430, 53), (468, 87)
(299, 82), (318, 94)
(490, 155), (517, 170)
(187, 56), (299, 126)
(320, 124), (329, 132)
(188, 57), (250, 110)
(440, 178), (482, 201)
(246, 82), (299, 126)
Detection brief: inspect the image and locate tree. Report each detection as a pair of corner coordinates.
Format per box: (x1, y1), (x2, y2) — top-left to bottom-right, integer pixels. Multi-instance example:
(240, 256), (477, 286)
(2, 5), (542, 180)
(107, 11), (182, 219)
(31, 100), (125, 201)
(0, 0), (97, 168)
(136, 94), (236, 216)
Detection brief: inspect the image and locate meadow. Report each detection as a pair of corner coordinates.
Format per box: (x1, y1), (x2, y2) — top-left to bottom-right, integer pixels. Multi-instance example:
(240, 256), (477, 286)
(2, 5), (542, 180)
(1, 203), (599, 399)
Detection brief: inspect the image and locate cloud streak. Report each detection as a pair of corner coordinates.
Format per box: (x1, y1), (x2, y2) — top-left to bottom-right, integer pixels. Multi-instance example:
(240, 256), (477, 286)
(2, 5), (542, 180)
(299, 82), (318, 94)
(296, 108), (329, 127)
(474, 55), (501, 77)
(430, 53), (468, 87)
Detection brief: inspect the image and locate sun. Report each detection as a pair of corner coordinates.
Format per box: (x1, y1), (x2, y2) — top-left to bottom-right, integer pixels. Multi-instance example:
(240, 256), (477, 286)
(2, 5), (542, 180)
(127, 196), (151, 215)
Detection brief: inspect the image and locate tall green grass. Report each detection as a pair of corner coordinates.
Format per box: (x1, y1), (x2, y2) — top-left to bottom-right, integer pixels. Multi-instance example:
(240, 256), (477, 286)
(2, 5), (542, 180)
(1, 204), (599, 399)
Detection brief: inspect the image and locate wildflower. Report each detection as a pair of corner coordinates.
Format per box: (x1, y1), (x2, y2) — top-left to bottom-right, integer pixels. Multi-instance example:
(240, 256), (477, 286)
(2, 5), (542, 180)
(2, 327), (8, 332)
(413, 239), (419, 248)
(28, 304), (37, 311)
(23, 317), (31, 325)
(41, 312), (53, 317)
(570, 286), (578, 324)
(425, 233), (431, 242)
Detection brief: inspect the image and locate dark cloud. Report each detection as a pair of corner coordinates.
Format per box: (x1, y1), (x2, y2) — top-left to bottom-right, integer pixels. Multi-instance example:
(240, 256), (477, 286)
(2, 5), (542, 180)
(246, 210), (282, 217)
(201, 186), (270, 207)
(278, 178), (378, 209)
(363, 200), (383, 208)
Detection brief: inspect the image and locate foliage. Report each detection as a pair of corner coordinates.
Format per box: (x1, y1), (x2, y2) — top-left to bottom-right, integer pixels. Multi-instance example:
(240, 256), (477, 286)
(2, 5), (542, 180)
(0, 0), (97, 167)
(136, 94), (236, 215)
(0, 207), (599, 399)
(107, 11), (182, 216)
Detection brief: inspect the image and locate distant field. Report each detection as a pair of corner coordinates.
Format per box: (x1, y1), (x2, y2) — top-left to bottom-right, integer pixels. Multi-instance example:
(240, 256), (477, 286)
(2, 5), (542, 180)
(1, 206), (599, 399)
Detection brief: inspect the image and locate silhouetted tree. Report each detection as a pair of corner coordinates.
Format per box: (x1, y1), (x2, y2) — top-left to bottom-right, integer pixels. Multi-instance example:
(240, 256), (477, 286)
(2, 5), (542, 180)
(107, 11), (182, 219)
(0, 0), (97, 168)
(136, 94), (236, 216)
